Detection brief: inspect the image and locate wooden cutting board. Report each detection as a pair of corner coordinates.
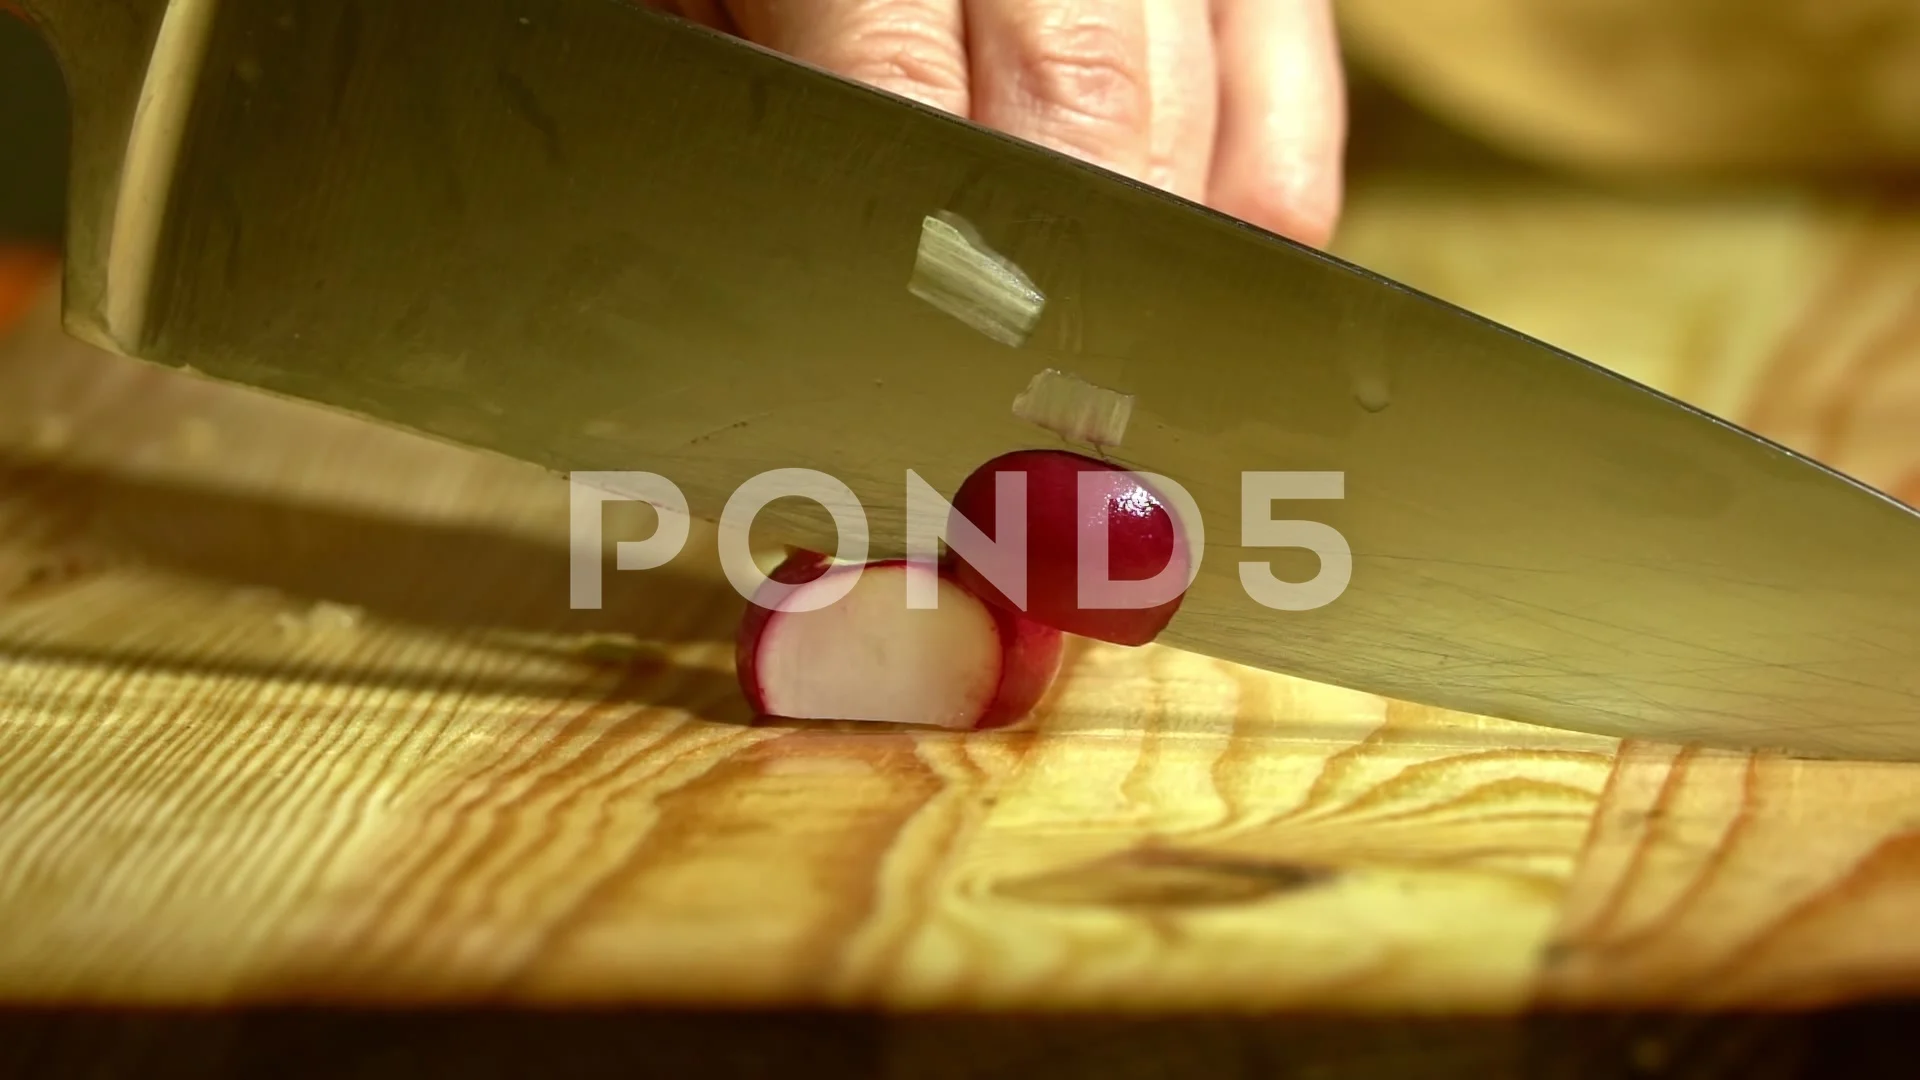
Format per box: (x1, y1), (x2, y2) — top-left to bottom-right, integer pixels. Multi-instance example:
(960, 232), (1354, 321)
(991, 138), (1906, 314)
(3, 91), (1920, 1031)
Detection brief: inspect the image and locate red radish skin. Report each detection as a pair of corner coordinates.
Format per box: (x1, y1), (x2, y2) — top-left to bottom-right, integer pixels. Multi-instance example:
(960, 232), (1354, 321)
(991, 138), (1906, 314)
(974, 598), (1066, 730)
(947, 450), (1191, 646)
(736, 551), (1062, 730)
(733, 547), (835, 720)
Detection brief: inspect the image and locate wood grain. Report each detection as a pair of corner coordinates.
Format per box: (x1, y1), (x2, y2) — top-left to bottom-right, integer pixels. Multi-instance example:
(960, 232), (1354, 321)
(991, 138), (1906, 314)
(1539, 744), (1920, 1009)
(3, 92), (1920, 1019)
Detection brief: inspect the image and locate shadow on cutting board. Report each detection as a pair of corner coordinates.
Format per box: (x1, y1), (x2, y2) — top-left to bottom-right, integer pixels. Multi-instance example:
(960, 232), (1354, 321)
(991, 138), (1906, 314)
(0, 449), (764, 711)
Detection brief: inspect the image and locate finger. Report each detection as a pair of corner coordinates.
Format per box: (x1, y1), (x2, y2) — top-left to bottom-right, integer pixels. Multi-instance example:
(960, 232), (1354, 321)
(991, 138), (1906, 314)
(966, 0), (1153, 180)
(1207, 0), (1345, 247)
(1142, 0), (1218, 199)
(724, 0), (970, 116)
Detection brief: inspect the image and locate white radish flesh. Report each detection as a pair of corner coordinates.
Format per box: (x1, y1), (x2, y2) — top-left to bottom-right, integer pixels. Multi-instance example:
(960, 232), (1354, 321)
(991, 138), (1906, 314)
(737, 555), (1062, 730)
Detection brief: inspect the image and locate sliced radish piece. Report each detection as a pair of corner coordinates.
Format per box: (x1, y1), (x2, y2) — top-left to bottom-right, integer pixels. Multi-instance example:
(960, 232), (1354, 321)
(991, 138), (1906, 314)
(736, 552), (1063, 730)
(947, 449), (1191, 647)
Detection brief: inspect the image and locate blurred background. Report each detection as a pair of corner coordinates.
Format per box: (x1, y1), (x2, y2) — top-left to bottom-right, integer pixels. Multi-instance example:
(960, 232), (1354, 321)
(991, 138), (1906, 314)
(0, 13), (65, 248)
(0, 12), (65, 334)
(1343, 0), (1920, 175)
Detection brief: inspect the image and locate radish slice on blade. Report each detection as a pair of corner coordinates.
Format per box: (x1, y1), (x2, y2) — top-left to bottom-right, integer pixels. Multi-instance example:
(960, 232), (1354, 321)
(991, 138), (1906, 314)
(948, 449), (1192, 647)
(736, 552), (1063, 730)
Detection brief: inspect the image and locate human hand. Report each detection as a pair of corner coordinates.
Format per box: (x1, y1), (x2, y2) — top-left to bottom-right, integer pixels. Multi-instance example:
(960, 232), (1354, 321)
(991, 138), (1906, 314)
(652, 0), (1346, 248)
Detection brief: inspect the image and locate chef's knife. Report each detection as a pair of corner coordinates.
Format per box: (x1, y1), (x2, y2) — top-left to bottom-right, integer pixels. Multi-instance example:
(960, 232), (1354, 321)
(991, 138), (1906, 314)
(14, 0), (1920, 760)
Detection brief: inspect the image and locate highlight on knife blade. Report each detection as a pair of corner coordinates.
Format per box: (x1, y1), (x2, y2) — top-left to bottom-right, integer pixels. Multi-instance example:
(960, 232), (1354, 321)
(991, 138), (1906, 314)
(907, 210), (1047, 348)
(1011, 367), (1135, 448)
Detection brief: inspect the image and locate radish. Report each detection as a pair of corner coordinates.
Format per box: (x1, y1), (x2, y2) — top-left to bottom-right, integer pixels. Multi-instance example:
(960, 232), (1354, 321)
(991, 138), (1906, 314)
(946, 450), (1192, 646)
(735, 550), (1063, 730)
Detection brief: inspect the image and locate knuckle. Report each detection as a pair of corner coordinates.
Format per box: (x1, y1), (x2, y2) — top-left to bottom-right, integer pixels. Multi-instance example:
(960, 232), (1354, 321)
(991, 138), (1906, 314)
(838, 22), (970, 113)
(1008, 14), (1148, 134)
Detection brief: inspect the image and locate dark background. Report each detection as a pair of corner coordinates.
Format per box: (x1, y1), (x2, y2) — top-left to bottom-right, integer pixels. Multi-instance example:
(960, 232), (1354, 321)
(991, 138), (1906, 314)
(1, 12), (67, 245)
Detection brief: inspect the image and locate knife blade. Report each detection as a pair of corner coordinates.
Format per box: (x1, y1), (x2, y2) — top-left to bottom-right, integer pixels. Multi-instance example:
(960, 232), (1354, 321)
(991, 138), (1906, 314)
(18, 0), (1920, 759)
